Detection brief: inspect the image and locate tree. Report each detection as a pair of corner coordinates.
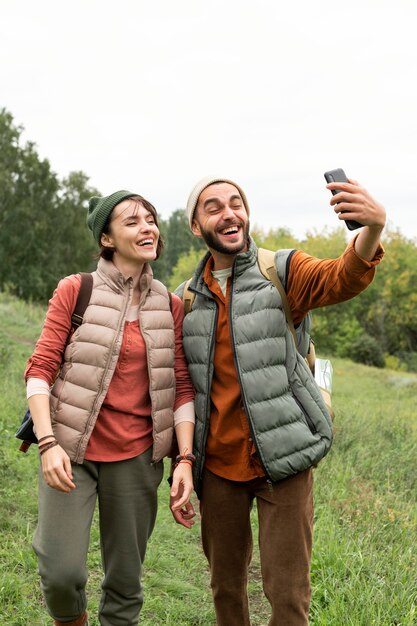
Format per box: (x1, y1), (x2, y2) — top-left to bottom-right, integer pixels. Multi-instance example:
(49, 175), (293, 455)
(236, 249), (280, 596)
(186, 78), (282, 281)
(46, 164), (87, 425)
(251, 226), (300, 251)
(0, 109), (99, 301)
(366, 229), (417, 356)
(349, 334), (385, 368)
(2, 108), (417, 369)
(168, 248), (206, 291)
(52, 172), (99, 278)
(0, 110), (59, 300)
(302, 227), (348, 259)
(152, 209), (205, 284)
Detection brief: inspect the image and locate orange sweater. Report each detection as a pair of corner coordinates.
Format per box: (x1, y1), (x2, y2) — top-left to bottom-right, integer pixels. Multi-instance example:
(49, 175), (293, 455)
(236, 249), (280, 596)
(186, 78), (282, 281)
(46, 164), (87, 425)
(203, 238), (384, 481)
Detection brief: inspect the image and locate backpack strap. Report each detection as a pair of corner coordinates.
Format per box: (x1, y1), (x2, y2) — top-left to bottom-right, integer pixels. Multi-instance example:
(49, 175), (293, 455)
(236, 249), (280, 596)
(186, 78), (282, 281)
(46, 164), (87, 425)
(18, 272), (93, 453)
(258, 248), (320, 381)
(257, 248), (298, 348)
(70, 272), (93, 330)
(182, 252), (297, 336)
(183, 278), (195, 315)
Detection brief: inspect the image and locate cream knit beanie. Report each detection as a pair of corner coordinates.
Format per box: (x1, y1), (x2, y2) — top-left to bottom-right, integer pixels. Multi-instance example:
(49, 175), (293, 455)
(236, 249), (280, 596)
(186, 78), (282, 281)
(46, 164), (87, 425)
(186, 176), (250, 228)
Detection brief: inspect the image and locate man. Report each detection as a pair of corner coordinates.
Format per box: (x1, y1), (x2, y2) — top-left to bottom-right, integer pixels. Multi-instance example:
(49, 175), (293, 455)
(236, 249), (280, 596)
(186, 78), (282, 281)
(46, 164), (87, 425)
(174, 175), (385, 625)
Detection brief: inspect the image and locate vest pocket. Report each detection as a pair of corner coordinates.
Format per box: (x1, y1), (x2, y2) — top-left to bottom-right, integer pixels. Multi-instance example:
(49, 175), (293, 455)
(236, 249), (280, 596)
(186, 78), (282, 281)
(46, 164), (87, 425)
(51, 363), (72, 416)
(293, 396), (317, 435)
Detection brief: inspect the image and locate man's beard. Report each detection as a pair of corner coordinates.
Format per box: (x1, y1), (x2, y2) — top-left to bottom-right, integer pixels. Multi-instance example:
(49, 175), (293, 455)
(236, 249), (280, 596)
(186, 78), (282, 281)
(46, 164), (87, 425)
(199, 221), (250, 256)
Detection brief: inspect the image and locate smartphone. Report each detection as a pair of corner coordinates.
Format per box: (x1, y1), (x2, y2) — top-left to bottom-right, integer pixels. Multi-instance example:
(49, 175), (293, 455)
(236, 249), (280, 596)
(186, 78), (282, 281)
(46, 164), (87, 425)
(324, 168), (363, 230)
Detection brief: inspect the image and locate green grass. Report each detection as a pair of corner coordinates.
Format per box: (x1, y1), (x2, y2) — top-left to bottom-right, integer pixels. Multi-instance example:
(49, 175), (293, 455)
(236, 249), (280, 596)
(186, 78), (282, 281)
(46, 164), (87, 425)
(1, 292), (416, 625)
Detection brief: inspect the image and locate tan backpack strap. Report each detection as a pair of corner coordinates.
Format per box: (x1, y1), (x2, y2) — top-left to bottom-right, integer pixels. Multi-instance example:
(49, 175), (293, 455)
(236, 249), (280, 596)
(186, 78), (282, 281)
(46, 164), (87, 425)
(305, 338), (316, 374)
(257, 248), (298, 347)
(182, 278), (195, 315)
(259, 248), (332, 419)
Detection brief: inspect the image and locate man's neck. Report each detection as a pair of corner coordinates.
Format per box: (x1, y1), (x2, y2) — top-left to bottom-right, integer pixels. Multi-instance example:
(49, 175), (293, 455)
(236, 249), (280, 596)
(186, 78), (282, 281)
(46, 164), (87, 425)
(208, 239), (249, 270)
(210, 250), (236, 271)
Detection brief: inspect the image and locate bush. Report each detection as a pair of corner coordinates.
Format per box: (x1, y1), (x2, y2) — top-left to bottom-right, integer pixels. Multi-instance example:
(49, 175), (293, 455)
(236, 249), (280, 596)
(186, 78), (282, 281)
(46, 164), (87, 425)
(396, 351), (417, 373)
(348, 334), (385, 368)
(384, 354), (407, 371)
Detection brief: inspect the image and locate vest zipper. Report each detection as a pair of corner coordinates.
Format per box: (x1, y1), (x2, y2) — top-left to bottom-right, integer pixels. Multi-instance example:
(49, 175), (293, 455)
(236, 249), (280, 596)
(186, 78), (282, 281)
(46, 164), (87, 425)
(227, 268), (270, 478)
(74, 281), (132, 462)
(199, 304), (218, 486)
(143, 289), (175, 464)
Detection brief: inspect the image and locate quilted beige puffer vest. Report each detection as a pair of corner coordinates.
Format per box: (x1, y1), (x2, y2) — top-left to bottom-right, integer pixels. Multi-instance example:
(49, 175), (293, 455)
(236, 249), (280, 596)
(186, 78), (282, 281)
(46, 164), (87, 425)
(50, 258), (175, 463)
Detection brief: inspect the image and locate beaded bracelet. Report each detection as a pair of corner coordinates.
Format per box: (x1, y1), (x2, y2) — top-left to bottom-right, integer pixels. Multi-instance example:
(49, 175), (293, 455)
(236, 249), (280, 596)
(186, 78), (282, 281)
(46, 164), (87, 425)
(175, 452), (196, 465)
(175, 459), (193, 468)
(39, 440), (59, 456)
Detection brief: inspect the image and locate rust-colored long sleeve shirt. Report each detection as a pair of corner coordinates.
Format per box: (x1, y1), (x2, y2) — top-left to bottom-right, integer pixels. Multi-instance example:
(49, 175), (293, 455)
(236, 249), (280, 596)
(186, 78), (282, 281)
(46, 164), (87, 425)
(204, 238), (384, 481)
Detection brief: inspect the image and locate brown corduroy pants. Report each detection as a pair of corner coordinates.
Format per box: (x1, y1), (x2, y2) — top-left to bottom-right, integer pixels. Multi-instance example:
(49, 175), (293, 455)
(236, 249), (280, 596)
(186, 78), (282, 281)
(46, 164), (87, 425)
(200, 468), (314, 626)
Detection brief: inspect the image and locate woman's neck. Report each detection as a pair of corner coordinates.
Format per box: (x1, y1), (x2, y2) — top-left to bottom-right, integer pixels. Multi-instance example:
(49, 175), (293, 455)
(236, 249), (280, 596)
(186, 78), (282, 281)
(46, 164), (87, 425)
(111, 256), (145, 295)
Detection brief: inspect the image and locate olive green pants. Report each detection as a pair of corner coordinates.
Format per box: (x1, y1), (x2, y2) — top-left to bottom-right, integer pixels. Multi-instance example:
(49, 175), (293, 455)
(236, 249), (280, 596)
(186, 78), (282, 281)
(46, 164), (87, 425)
(33, 448), (163, 625)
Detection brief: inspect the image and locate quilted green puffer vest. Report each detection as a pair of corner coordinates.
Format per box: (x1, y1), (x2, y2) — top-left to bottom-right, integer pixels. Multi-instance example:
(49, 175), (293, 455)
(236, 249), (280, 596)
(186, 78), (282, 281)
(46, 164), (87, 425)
(176, 238), (333, 496)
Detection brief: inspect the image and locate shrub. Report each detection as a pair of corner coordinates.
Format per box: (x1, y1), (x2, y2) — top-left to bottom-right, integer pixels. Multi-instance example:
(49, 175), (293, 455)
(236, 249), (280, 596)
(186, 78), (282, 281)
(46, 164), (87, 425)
(396, 351), (417, 373)
(384, 354), (407, 371)
(348, 334), (385, 368)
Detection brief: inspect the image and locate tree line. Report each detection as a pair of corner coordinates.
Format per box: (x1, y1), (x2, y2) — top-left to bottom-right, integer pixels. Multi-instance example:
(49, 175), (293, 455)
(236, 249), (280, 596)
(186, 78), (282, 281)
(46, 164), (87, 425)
(1, 108), (416, 371)
(0, 108), (205, 302)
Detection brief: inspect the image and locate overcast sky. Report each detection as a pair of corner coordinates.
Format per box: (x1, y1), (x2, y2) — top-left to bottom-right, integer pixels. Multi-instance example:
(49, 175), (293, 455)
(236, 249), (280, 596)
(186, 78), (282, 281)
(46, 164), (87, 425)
(1, 0), (416, 241)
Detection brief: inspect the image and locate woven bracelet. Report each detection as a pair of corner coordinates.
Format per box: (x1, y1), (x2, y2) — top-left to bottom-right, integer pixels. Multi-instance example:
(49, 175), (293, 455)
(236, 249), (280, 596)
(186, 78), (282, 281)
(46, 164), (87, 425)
(37, 435), (56, 444)
(38, 438), (57, 450)
(39, 441), (59, 456)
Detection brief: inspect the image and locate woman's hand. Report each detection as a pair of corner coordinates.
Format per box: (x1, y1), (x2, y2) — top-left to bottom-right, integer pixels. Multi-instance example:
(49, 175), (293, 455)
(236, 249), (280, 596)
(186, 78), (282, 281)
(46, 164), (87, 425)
(41, 444), (76, 493)
(27, 395), (75, 492)
(170, 462), (196, 529)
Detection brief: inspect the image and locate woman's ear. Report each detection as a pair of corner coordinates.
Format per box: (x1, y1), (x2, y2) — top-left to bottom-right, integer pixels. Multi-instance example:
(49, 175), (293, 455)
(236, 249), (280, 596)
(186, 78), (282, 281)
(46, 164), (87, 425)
(101, 232), (114, 248)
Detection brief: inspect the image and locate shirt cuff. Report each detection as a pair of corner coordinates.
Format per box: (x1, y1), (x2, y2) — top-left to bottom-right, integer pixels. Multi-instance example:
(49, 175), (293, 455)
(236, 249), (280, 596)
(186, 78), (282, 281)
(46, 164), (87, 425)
(173, 400), (195, 425)
(27, 377), (50, 399)
(349, 235), (385, 267)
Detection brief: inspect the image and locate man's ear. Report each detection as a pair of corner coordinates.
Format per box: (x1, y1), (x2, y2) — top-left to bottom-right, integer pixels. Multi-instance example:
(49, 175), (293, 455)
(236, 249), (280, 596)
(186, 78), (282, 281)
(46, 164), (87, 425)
(191, 219), (202, 238)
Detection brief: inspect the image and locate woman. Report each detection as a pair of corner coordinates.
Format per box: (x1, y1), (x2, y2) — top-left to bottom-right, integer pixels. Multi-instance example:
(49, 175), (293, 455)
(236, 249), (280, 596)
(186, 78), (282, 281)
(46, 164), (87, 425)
(25, 190), (196, 626)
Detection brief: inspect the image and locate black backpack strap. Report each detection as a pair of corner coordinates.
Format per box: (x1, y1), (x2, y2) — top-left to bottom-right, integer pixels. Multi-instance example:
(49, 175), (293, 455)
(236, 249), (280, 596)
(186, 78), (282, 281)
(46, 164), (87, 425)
(18, 272), (93, 453)
(71, 272), (93, 330)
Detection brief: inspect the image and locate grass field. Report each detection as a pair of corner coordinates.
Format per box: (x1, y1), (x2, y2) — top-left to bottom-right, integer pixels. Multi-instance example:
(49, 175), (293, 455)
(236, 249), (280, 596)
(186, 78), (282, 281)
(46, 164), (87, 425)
(1, 291), (416, 625)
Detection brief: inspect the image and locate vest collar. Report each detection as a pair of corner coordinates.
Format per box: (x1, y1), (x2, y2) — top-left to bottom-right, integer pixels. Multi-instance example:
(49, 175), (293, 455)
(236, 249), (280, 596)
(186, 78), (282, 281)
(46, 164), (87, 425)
(96, 257), (153, 295)
(193, 236), (258, 294)
(233, 236), (258, 277)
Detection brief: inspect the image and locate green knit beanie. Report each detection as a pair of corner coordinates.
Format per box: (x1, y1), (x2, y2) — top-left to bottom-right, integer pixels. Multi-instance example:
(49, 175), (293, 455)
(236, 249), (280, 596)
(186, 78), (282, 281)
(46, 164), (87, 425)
(87, 190), (138, 244)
